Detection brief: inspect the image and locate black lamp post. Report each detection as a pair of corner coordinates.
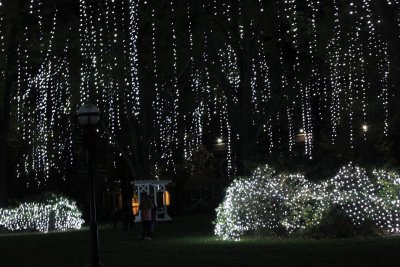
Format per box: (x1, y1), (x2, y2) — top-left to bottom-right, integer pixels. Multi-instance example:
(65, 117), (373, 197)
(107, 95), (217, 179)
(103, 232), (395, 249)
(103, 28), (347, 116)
(77, 103), (101, 267)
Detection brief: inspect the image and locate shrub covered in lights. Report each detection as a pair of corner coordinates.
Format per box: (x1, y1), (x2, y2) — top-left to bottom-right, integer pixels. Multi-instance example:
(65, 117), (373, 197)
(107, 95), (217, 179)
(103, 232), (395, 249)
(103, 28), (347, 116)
(215, 164), (400, 240)
(0, 194), (84, 233)
(214, 165), (327, 239)
(326, 165), (400, 233)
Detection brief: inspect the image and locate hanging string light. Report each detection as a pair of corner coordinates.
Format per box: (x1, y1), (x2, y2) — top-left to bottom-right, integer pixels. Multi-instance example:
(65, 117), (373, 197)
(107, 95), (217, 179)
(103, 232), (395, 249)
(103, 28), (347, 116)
(251, 42), (273, 155)
(0, 0), (5, 81)
(151, 7), (174, 171)
(16, 4), (73, 185)
(186, 0), (203, 156)
(282, 0), (315, 158)
(170, 0), (179, 149)
(128, 0), (140, 117)
(277, 4), (294, 154)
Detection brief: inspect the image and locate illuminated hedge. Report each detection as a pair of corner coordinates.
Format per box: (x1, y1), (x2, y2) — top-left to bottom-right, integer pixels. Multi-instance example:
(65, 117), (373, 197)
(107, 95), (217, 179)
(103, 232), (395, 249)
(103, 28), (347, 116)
(215, 164), (400, 240)
(0, 194), (84, 233)
(327, 165), (400, 232)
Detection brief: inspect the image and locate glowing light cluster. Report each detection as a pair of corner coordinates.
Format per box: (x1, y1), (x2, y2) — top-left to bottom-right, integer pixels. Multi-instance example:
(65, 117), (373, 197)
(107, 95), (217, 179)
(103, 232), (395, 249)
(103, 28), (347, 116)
(215, 164), (400, 240)
(0, 194), (84, 233)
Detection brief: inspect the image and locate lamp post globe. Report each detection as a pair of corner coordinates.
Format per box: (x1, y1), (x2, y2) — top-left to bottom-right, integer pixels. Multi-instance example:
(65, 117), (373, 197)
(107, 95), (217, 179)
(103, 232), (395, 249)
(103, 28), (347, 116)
(77, 103), (100, 127)
(77, 103), (101, 267)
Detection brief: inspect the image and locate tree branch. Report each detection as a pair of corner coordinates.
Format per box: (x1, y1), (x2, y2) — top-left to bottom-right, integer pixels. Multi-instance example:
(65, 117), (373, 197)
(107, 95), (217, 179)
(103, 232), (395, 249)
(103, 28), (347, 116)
(100, 121), (137, 177)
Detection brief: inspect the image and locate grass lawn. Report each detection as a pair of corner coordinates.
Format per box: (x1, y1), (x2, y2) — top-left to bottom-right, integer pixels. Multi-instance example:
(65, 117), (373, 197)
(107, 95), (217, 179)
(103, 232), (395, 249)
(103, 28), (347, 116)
(1, 213), (400, 267)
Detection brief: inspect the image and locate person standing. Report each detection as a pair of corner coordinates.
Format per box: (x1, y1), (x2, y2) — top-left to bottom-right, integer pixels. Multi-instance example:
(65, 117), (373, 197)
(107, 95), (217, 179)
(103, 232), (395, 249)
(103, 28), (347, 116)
(139, 194), (154, 240)
(149, 194), (157, 238)
(122, 204), (135, 231)
(111, 207), (120, 231)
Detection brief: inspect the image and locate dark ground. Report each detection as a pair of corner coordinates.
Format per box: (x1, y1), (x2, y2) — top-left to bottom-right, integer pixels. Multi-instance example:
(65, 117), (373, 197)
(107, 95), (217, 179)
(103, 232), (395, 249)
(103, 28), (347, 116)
(1, 213), (400, 267)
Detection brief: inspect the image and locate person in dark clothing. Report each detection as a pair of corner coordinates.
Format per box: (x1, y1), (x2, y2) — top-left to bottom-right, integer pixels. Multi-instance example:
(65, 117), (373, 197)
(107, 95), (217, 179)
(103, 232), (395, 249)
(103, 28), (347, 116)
(139, 194), (154, 240)
(121, 205), (135, 231)
(122, 206), (129, 231)
(149, 195), (157, 238)
(128, 208), (136, 230)
(111, 207), (120, 231)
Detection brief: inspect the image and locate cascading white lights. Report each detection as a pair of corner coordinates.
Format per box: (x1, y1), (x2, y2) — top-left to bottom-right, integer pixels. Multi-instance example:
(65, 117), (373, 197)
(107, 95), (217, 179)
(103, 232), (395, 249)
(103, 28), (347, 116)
(9, 0), (399, 184)
(16, 3), (73, 185)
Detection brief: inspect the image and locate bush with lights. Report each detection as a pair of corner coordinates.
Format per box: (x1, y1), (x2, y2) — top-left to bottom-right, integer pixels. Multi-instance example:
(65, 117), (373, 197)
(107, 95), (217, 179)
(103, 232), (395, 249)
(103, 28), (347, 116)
(215, 164), (400, 240)
(323, 165), (398, 235)
(214, 165), (327, 240)
(0, 193), (84, 233)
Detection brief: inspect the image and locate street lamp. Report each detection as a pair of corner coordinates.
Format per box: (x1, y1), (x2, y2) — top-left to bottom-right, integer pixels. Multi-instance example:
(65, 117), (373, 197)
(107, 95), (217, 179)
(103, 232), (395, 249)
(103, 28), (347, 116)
(77, 103), (101, 267)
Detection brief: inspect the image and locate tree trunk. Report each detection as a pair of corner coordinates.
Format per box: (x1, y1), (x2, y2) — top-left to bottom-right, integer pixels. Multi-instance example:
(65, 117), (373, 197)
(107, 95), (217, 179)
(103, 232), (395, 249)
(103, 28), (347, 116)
(237, 52), (255, 169)
(0, 0), (20, 206)
(236, 2), (257, 174)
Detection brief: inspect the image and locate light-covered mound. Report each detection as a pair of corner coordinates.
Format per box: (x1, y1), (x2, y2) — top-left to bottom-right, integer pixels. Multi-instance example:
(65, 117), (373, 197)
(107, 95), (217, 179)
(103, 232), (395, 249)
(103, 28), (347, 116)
(215, 164), (400, 240)
(0, 194), (84, 233)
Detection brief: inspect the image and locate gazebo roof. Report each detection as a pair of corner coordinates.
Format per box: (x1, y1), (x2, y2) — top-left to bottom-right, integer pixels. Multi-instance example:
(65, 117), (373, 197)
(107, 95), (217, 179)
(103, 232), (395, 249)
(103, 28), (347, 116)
(131, 179), (171, 186)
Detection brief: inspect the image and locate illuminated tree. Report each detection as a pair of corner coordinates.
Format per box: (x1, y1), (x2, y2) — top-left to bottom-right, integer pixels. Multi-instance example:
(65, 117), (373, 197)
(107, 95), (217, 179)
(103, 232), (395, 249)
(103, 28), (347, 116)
(0, 0), (23, 206)
(1, 0), (399, 198)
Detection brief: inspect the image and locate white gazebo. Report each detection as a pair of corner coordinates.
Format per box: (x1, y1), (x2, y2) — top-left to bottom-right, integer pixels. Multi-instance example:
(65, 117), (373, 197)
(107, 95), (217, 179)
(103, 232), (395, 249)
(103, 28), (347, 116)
(131, 180), (172, 222)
